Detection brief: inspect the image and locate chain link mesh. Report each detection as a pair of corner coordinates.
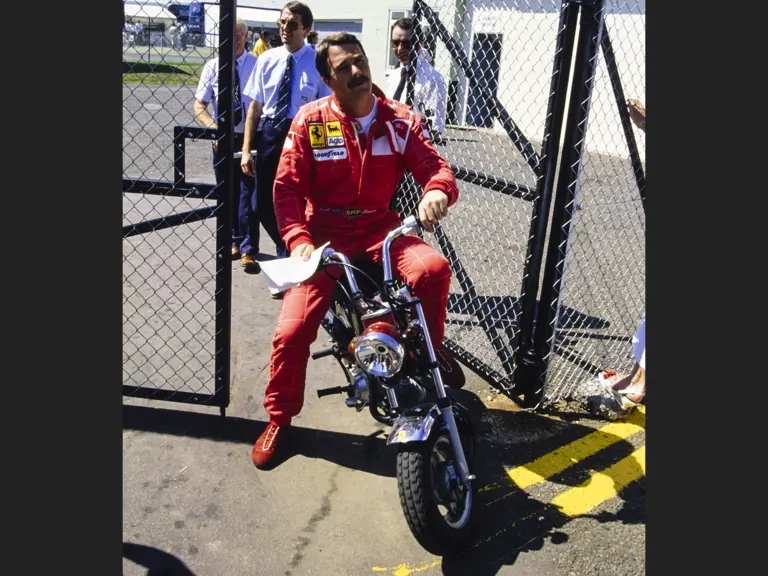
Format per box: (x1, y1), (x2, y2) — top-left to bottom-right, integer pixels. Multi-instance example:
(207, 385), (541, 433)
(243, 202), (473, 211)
(539, 0), (645, 403)
(123, 1), (225, 400)
(394, 0), (568, 391)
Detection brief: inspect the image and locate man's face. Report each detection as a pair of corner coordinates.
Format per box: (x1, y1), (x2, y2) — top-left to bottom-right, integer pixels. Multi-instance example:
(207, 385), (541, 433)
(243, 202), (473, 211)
(324, 44), (371, 100)
(278, 8), (309, 51)
(235, 26), (247, 56)
(391, 25), (413, 65)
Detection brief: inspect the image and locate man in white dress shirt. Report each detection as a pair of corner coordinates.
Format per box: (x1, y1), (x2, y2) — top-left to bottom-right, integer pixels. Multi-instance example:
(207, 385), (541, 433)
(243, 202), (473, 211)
(386, 17), (447, 143)
(240, 2), (332, 282)
(194, 17), (261, 268)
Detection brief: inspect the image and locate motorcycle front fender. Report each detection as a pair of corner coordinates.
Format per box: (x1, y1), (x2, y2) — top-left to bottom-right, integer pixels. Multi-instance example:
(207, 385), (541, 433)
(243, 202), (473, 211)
(386, 404), (441, 446)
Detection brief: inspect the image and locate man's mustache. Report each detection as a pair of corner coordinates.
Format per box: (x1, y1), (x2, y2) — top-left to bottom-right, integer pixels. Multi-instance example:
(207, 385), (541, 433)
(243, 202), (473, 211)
(348, 75), (369, 88)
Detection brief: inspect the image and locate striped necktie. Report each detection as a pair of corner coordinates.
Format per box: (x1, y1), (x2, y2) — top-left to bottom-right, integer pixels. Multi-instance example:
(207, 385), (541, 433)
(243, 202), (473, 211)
(233, 61), (242, 126)
(273, 53), (293, 130)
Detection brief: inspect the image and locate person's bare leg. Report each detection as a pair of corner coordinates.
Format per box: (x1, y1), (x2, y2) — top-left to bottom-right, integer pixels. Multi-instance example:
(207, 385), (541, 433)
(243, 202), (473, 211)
(610, 362), (645, 403)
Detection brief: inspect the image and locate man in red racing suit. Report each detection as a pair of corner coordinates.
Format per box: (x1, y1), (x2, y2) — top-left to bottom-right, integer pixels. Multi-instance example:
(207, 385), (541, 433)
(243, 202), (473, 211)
(251, 32), (465, 469)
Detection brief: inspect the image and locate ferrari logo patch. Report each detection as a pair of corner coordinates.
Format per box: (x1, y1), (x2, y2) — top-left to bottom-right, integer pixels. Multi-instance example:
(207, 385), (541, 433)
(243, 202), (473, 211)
(308, 122), (326, 148)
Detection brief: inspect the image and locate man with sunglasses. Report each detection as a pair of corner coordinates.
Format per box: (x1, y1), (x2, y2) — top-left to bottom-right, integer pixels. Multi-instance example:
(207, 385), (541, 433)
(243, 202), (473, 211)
(249, 32), (466, 469)
(241, 2), (331, 285)
(386, 17), (447, 144)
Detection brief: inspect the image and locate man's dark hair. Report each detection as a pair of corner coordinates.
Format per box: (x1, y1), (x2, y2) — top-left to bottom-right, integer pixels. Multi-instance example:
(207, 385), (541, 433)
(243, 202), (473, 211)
(391, 17), (413, 35)
(260, 29), (272, 39)
(283, 2), (313, 30)
(390, 16), (420, 50)
(315, 32), (368, 80)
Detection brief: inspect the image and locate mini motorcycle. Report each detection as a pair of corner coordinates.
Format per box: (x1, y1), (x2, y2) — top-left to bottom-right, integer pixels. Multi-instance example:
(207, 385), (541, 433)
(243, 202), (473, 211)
(311, 215), (476, 554)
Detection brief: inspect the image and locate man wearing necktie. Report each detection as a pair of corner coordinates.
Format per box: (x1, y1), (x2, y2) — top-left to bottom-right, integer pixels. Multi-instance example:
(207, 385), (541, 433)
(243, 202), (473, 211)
(193, 17), (260, 267)
(241, 2), (332, 293)
(386, 17), (447, 143)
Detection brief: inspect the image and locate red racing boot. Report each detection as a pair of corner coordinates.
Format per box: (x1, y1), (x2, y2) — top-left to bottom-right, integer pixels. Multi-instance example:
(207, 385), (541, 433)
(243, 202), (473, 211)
(251, 421), (290, 469)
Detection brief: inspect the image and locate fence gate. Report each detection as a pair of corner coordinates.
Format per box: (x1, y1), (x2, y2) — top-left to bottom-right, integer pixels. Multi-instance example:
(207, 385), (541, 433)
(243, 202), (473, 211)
(122, 0), (239, 416)
(533, 0), (646, 404)
(397, 0), (645, 408)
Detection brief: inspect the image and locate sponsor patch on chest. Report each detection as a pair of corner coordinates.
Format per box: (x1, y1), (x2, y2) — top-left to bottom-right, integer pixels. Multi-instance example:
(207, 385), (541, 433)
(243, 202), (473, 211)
(308, 123), (326, 148)
(324, 121), (344, 140)
(387, 119), (412, 154)
(313, 147), (348, 162)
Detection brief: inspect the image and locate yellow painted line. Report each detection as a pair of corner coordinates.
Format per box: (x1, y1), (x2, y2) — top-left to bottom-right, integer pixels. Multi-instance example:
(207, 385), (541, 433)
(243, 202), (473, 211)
(551, 445), (646, 516)
(372, 560), (441, 576)
(506, 406), (645, 489)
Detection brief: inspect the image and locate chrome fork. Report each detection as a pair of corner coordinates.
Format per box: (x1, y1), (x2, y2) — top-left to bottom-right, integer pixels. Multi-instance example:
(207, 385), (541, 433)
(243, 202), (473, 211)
(382, 216), (474, 487)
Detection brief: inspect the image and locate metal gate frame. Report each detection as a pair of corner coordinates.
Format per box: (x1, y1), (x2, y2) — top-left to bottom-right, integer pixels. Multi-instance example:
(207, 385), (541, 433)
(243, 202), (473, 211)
(409, 0), (569, 407)
(410, 0), (645, 408)
(530, 0), (646, 406)
(122, 0), (238, 417)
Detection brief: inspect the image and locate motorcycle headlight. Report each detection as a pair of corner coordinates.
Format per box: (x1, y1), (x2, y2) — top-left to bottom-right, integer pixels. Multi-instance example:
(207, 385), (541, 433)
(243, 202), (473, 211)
(354, 326), (405, 378)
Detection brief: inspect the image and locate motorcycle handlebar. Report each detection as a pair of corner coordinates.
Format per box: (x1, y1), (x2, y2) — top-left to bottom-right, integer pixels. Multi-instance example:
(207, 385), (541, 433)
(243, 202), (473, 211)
(321, 215), (422, 296)
(382, 215), (421, 283)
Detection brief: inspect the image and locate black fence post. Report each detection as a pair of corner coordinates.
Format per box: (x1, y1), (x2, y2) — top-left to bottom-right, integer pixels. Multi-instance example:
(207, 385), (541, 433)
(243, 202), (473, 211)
(214, 0), (236, 417)
(531, 0), (606, 403)
(513, 0), (580, 405)
(601, 26), (646, 211)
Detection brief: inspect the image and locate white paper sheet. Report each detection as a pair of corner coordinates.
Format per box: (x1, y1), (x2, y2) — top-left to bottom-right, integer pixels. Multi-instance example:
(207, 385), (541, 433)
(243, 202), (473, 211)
(257, 242), (331, 295)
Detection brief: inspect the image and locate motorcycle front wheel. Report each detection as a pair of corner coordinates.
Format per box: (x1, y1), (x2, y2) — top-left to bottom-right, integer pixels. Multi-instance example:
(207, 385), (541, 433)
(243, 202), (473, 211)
(395, 420), (475, 554)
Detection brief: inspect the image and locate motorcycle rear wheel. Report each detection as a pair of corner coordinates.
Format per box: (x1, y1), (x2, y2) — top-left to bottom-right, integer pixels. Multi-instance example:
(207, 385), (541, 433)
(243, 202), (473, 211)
(395, 420), (475, 554)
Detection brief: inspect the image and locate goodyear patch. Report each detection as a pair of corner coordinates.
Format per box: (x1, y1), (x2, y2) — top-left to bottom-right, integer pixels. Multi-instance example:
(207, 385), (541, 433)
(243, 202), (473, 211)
(308, 122), (326, 148)
(313, 148), (348, 162)
(325, 120), (344, 147)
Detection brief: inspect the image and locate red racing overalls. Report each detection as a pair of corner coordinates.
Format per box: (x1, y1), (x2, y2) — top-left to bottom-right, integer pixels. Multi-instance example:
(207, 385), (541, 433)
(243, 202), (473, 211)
(264, 85), (459, 425)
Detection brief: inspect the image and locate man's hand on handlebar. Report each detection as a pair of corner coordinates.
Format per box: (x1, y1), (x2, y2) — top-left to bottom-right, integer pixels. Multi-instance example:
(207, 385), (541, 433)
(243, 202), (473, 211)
(292, 243), (315, 262)
(418, 189), (449, 233)
(241, 150), (255, 176)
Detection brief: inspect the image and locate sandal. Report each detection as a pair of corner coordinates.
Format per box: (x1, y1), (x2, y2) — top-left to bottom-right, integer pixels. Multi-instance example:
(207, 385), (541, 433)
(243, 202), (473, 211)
(599, 369), (644, 408)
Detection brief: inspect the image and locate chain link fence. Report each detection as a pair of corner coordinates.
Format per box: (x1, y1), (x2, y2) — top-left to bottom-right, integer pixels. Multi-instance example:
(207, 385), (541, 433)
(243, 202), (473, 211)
(123, 0), (234, 408)
(534, 0), (646, 404)
(393, 0), (644, 407)
(394, 0), (572, 399)
(121, 0), (644, 410)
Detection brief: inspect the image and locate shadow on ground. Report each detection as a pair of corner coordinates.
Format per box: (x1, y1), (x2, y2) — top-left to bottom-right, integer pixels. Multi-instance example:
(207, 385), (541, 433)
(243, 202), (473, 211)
(123, 387), (644, 575)
(123, 542), (197, 575)
(438, 390), (644, 575)
(123, 404), (396, 478)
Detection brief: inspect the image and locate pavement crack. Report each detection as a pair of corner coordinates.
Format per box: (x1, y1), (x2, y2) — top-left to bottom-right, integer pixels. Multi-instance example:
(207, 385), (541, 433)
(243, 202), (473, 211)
(285, 468), (340, 575)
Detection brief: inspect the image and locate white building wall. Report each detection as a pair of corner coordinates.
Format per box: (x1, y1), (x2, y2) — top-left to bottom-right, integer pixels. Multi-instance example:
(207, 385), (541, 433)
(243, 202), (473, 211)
(213, 0), (643, 158)
(457, 0), (645, 157)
